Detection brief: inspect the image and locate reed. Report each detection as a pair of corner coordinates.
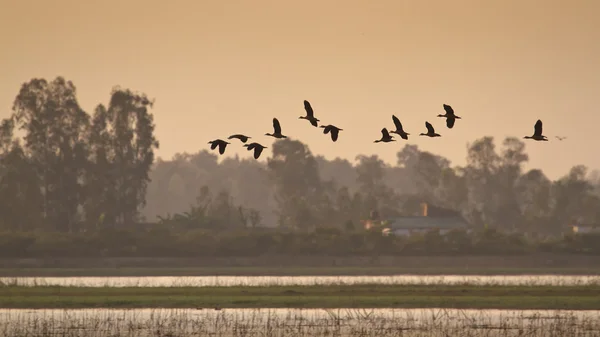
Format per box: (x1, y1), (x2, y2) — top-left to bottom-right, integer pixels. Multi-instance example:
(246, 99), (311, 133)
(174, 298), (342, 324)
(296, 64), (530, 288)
(0, 308), (598, 336)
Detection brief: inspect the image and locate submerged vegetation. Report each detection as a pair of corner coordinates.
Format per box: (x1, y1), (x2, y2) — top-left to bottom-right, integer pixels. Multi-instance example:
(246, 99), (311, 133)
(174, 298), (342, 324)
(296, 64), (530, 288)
(1, 284), (600, 310)
(0, 308), (599, 336)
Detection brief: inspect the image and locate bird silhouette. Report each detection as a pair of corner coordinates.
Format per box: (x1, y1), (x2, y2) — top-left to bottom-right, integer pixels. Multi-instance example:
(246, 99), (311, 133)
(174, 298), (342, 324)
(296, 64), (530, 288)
(437, 104), (462, 129)
(265, 118), (288, 138)
(390, 115), (410, 140)
(208, 139), (230, 155)
(419, 122), (441, 137)
(227, 134), (251, 143)
(555, 136), (567, 141)
(244, 142), (268, 159)
(374, 128), (396, 143)
(319, 124), (343, 142)
(300, 100), (320, 127)
(523, 120), (548, 141)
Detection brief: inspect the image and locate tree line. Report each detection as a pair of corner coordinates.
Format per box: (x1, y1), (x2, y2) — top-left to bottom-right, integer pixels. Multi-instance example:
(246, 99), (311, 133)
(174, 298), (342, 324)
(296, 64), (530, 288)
(146, 133), (600, 237)
(1, 76), (600, 240)
(0, 77), (158, 232)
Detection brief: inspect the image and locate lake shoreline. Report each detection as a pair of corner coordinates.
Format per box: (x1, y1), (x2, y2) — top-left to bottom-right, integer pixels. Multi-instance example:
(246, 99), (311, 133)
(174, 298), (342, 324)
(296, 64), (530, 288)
(2, 253), (600, 276)
(1, 284), (599, 310)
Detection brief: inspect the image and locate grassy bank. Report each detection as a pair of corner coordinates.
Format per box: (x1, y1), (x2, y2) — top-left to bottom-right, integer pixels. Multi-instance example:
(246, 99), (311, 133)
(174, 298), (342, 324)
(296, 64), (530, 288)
(2, 254), (600, 276)
(1, 284), (600, 310)
(1, 266), (600, 277)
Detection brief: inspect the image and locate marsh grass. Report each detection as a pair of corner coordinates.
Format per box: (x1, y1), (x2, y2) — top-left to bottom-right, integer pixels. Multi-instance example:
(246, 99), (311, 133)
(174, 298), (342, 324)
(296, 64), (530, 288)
(1, 284), (600, 309)
(0, 308), (599, 336)
(1, 274), (600, 288)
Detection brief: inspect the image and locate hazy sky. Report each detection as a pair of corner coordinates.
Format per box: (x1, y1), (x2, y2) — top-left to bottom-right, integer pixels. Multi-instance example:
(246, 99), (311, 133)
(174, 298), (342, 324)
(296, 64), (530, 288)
(1, 0), (599, 179)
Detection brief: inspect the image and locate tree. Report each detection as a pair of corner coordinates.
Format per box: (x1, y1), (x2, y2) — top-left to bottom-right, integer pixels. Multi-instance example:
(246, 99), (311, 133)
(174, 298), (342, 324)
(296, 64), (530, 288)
(267, 139), (328, 229)
(515, 169), (552, 232)
(355, 154), (399, 218)
(11, 77), (90, 232)
(463, 136), (501, 227)
(0, 118), (43, 230)
(551, 165), (599, 232)
(86, 88), (159, 225)
(495, 137), (529, 230)
(397, 144), (451, 203)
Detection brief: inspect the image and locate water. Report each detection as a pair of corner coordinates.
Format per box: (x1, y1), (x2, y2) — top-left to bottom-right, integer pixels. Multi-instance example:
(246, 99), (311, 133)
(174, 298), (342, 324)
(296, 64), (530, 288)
(1, 308), (598, 336)
(2, 274), (599, 287)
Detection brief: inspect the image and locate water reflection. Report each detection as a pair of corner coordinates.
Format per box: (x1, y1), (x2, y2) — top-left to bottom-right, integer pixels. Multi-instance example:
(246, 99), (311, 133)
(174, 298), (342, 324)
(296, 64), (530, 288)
(1, 274), (599, 287)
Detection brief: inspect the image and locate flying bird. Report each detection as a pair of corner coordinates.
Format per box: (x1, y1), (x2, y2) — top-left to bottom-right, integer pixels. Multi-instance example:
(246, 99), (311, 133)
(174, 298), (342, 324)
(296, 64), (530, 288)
(523, 119), (548, 141)
(319, 124), (343, 142)
(390, 115), (410, 140)
(419, 122), (442, 137)
(208, 139), (230, 155)
(555, 136), (567, 141)
(227, 134), (252, 143)
(299, 100), (320, 127)
(244, 142), (268, 159)
(265, 118), (288, 139)
(437, 104), (462, 129)
(374, 128), (396, 143)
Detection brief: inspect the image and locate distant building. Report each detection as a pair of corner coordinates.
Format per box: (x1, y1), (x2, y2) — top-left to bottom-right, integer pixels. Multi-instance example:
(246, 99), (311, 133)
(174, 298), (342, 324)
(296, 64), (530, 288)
(365, 202), (469, 236)
(571, 223), (600, 235)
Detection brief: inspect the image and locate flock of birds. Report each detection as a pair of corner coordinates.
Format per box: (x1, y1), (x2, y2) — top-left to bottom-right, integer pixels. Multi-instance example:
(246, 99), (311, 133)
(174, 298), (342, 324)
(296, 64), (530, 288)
(208, 100), (562, 160)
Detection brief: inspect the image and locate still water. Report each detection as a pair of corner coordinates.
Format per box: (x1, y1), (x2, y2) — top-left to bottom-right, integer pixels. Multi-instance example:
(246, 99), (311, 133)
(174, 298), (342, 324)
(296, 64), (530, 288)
(2, 274), (599, 287)
(1, 308), (598, 336)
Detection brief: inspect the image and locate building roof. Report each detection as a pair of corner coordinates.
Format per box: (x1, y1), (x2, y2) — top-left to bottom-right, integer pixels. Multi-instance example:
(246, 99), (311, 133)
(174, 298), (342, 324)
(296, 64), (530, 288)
(386, 216), (468, 230)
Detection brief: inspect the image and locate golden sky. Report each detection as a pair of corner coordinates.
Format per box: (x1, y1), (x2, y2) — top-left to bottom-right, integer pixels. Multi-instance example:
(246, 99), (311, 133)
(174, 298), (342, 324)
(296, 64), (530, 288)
(1, 0), (598, 179)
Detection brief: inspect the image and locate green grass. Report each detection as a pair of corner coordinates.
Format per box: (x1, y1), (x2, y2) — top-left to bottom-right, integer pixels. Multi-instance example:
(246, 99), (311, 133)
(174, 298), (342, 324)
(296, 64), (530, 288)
(1, 266), (600, 277)
(1, 284), (599, 309)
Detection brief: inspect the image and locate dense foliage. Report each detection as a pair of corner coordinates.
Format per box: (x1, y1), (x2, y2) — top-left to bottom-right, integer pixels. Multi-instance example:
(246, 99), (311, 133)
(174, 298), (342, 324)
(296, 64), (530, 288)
(0, 77), (159, 232)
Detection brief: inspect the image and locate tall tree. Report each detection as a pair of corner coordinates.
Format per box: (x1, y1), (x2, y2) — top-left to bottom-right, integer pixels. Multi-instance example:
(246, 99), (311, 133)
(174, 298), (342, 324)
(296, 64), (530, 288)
(12, 77), (90, 232)
(463, 136), (501, 226)
(0, 118), (43, 230)
(267, 139), (328, 229)
(551, 165), (599, 231)
(86, 88), (159, 225)
(495, 137), (529, 230)
(515, 169), (552, 232)
(355, 154), (399, 218)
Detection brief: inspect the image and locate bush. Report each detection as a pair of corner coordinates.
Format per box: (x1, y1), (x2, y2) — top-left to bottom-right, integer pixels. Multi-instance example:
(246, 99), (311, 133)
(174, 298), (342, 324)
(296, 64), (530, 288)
(0, 225), (599, 258)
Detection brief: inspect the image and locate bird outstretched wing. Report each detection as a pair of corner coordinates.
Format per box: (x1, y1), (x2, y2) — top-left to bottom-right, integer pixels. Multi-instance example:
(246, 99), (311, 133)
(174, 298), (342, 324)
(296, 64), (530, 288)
(254, 146), (264, 159)
(425, 122), (435, 134)
(304, 100), (314, 118)
(218, 142), (227, 155)
(273, 118), (282, 134)
(331, 129), (339, 142)
(381, 128), (391, 138)
(392, 115), (403, 132)
(446, 117), (455, 129)
(228, 134), (249, 142)
(443, 104), (454, 116)
(534, 119), (543, 137)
